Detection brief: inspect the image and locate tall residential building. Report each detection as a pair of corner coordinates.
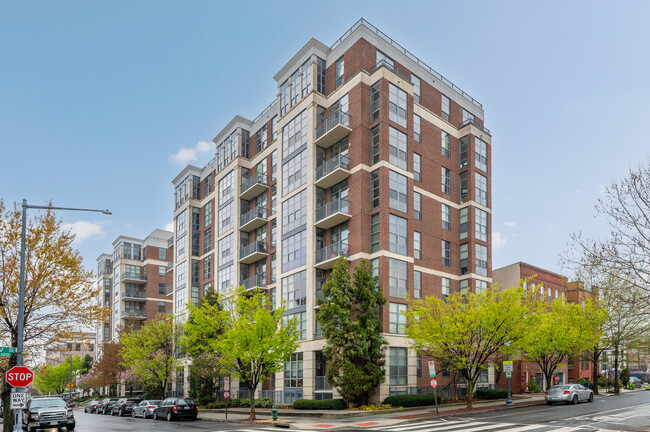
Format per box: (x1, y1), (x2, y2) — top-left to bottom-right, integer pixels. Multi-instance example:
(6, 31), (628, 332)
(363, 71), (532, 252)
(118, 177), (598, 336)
(172, 18), (491, 402)
(95, 229), (174, 358)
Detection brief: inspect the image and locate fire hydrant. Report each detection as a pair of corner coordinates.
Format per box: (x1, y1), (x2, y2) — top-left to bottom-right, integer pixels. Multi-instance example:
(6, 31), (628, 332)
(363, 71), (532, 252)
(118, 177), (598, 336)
(272, 405), (278, 421)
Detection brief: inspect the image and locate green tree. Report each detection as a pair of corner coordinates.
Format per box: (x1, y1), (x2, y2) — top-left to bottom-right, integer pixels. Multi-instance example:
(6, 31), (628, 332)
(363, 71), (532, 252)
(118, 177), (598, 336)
(183, 286), (298, 420)
(80, 354), (93, 375)
(317, 258), (387, 407)
(406, 284), (529, 408)
(33, 356), (86, 395)
(120, 317), (178, 399)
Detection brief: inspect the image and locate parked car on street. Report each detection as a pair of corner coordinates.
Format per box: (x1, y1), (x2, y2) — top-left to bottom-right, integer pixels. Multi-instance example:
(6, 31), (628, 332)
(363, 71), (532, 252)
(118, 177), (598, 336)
(545, 384), (594, 405)
(630, 371), (649, 383)
(132, 399), (161, 418)
(153, 397), (198, 421)
(97, 397), (118, 414)
(22, 397), (75, 432)
(83, 400), (99, 413)
(111, 397), (141, 416)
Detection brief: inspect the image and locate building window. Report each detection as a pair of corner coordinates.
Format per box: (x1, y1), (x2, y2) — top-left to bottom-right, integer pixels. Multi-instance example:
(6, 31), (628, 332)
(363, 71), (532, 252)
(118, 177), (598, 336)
(203, 255), (212, 281)
(281, 270), (306, 309)
(441, 94), (450, 121)
(413, 114), (421, 142)
(371, 169), (380, 209)
(476, 174), (488, 206)
(462, 109), (474, 123)
(256, 124), (268, 153)
(413, 153), (421, 182)
(203, 228), (212, 253)
(283, 110), (307, 159)
(441, 131), (450, 158)
(282, 150), (307, 196)
(158, 301), (166, 314)
(442, 203), (451, 231)
(460, 208), (468, 240)
(282, 230), (306, 272)
(441, 167), (451, 194)
(218, 170), (234, 205)
(442, 241), (451, 267)
(370, 126), (380, 165)
(204, 175), (212, 195)
(204, 201), (212, 227)
(414, 192), (421, 221)
(476, 137), (488, 172)
(158, 283), (166, 295)
(282, 189), (307, 234)
(459, 136), (468, 168)
(389, 214), (408, 256)
(414, 231), (421, 260)
(412, 74), (420, 104)
(376, 50), (394, 68)
(476, 280), (488, 294)
(389, 127), (407, 170)
(280, 80), (289, 116)
(284, 352), (304, 387)
(460, 172), (469, 203)
(389, 347), (407, 386)
(283, 311), (306, 340)
(218, 233), (233, 265)
(389, 258), (407, 299)
(476, 244), (488, 276)
(371, 258), (379, 280)
(158, 266), (166, 277)
(414, 270), (421, 299)
(316, 57), (326, 95)
(442, 277), (450, 301)
(217, 265), (233, 293)
(335, 56), (344, 88)
(460, 279), (469, 296)
(460, 244), (469, 275)
(272, 116), (278, 141)
(389, 83), (407, 128)
(476, 208), (488, 242)
(370, 82), (380, 123)
(389, 303), (407, 334)
(389, 170), (408, 213)
(371, 214), (380, 253)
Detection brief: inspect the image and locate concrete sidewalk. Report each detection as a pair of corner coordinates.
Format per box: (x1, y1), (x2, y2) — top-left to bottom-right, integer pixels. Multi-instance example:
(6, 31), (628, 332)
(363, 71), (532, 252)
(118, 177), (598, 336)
(198, 396), (546, 429)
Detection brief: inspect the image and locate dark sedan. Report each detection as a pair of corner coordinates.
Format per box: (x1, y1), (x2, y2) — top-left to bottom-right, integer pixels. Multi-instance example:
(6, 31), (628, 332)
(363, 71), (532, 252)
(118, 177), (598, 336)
(153, 397), (198, 421)
(83, 400), (99, 413)
(98, 398), (118, 414)
(111, 398), (141, 416)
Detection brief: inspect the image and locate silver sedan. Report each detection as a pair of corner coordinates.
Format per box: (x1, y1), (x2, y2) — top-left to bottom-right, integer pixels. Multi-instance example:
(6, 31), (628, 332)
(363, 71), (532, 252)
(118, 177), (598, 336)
(131, 399), (161, 418)
(545, 384), (594, 405)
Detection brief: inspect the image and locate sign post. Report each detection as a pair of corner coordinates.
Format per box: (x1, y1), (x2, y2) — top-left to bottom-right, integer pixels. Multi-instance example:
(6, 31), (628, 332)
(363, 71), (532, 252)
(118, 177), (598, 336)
(428, 361), (439, 415)
(503, 360), (513, 406)
(224, 377), (230, 420)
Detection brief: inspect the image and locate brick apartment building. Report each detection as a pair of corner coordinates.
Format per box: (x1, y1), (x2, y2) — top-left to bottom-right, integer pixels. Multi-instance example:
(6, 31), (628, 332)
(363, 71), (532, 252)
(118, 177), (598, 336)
(45, 332), (96, 366)
(95, 229), (174, 360)
(171, 18), (492, 402)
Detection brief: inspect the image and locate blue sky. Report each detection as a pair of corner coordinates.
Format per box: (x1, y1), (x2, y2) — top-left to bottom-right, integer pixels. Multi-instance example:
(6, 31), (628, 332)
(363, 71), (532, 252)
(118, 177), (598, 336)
(1, 1), (649, 278)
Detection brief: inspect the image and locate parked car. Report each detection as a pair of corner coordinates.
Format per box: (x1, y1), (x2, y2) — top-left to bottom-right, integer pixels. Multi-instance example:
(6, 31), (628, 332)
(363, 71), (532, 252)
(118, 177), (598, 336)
(83, 399), (99, 413)
(111, 397), (141, 416)
(132, 399), (161, 418)
(22, 397), (75, 432)
(630, 371), (649, 383)
(545, 384), (594, 405)
(153, 397), (198, 421)
(98, 398), (118, 414)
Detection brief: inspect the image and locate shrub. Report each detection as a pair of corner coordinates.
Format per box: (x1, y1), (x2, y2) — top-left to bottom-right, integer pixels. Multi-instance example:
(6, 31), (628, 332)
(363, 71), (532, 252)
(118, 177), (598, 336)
(382, 394), (440, 407)
(526, 379), (542, 393)
(256, 397), (273, 408)
(475, 389), (508, 399)
(577, 378), (593, 389)
(293, 399), (347, 410)
(351, 404), (393, 411)
(620, 368), (630, 386)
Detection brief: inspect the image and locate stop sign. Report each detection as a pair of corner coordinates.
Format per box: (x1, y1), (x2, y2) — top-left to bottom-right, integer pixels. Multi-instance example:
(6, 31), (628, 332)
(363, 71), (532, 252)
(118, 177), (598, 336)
(6, 366), (34, 387)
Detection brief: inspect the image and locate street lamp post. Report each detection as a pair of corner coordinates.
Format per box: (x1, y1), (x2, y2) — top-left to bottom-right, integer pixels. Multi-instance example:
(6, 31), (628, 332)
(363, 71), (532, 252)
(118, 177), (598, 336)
(14, 200), (110, 432)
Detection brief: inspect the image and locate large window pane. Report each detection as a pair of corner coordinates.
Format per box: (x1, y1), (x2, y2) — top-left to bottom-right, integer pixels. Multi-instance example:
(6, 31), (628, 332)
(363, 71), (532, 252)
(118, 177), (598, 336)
(389, 258), (407, 298)
(389, 214), (408, 256)
(389, 170), (408, 213)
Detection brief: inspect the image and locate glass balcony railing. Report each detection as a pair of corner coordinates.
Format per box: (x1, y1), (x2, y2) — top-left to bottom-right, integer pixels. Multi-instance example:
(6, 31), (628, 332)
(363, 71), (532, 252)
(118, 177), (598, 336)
(316, 155), (350, 181)
(459, 118), (491, 135)
(241, 272), (267, 290)
(240, 207), (268, 226)
(315, 198), (349, 223)
(121, 310), (146, 318)
(240, 241), (269, 259)
(121, 272), (146, 282)
(240, 172), (267, 194)
(315, 242), (350, 265)
(121, 290), (145, 299)
(316, 112), (351, 140)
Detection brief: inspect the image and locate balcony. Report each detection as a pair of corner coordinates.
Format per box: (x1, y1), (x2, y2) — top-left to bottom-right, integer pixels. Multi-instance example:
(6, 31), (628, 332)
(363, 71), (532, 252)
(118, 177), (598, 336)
(240, 172), (268, 200)
(241, 272), (269, 292)
(315, 198), (351, 229)
(315, 242), (350, 270)
(315, 155), (351, 189)
(166, 261), (173, 272)
(121, 310), (146, 319)
(314, 278), (326, 308)
(121, 290), (146, 301)
(240, 207), (268, 232)
(239, 241), (269, 264)
(121, 272), (146, 284)
(315, 112), (352, 148)
(458, 118), (491, 136)
(166, 285), (174, 296)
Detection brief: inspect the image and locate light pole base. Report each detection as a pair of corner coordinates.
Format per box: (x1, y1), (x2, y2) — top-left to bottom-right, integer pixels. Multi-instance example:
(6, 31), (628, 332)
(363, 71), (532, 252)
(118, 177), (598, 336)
(506, 398), (513, 406)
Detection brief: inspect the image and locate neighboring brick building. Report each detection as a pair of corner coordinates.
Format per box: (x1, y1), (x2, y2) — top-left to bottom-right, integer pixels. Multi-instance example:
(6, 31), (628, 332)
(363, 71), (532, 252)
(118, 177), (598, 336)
(172, 18), (492, 402)
(45, 332), (96, 366)
(94, 229), (174, 358)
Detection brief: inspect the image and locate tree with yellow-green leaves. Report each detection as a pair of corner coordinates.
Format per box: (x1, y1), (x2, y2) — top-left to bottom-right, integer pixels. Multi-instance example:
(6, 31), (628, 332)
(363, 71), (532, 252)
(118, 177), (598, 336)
(0, 200), (108, 430)
(406, 285), (531, 408)
(33, 356), (87, 395)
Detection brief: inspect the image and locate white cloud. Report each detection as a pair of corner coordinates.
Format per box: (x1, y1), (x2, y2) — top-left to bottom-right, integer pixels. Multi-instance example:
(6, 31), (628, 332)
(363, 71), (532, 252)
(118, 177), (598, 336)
(169, 141), (212, 165)
(492, 231), (508, 250)
(576, 189), (582, 194)
(503, 221), (518, 228)
(62, 221), (107, 242)
(164, 221), (174, 232)
(124, 222), (133, 229)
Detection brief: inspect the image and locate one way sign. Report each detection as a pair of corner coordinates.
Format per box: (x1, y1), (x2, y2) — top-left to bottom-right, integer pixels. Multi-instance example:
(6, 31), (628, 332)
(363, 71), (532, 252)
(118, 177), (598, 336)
(11, 392), (26, 409)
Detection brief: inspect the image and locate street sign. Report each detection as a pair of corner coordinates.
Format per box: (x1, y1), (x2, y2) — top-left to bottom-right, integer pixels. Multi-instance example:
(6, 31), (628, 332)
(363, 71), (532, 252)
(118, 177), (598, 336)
(6, 366), (34, 387)
(503, 361), (513, 373)
(506, 371), (512, 378)
(11, 392), (26, 409)
(224, 390), (230, 399)
(0, 347), (17, 357)
(67, 382), (74, 389)
(428, 360), (436, 378)
(224, 377), (230, 391)
(430, 378), (437, 388)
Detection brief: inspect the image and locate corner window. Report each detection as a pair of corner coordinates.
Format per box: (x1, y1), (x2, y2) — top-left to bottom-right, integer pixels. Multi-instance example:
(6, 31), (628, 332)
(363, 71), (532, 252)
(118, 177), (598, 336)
(371, 169), (380, 209)
(413, 114), (421, 143)
(389, 303), (407, 334)
(389, 170), (408, 213)
(476, 174), (488, 206)
(413, 153), (421, 182)
(389, 127), (407, 170)
(442, 203), (451, 231)
(389, 214), (408, 256)
(370, 82), (380, 123)
(389, 258), (407, 298)
(412, 74), (421, 104)
(335, 57), (344, 88)
(476, 137), (488, 172)
(371, 214), (380, 253)
(476, 208), (488, 242)
(442, 241), (451, 267)
(370, 126), (380, 165)
(389, 84), (407, 128)
(441, 94), (450, 122)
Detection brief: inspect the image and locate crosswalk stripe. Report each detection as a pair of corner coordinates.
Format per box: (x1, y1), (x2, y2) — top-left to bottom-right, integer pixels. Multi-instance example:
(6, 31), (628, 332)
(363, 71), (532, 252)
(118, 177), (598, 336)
(408, 422), (489, 431)
(497, 425), (548, 432)
(379, 420), (459, 430)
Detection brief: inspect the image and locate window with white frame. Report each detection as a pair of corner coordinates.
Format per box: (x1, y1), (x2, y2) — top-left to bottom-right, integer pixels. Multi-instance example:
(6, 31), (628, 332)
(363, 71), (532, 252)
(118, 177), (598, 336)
(460, 243), (469, 274)
(441, 94), (450, 121)
(476, 279), (487, 294)
(475, 137), (488, 172)
(413, 153), (421, 182)
(389, 258), (407, 298)
(218, 201), (233, 235)
(442, 277), (451, 300)
(414, 192), (421, 220)
(476, 208), (488, 242)
(389, 170), (408, 213)
(389, 84), (407, 128)
(441, 130), (450, 158)
(219, 170), (234, 205)
(389, 126), (407, 170)
(389, 303), (407, 334)
(460, 208), (469, 239)
(412, 74), (421, 104)
(476, 244), (488, 276)
(389, 347), (407, 385)
(414, 270), (421, 298)
(282, 150), (307, 196)
(335, 57), (344, 88)
(413, 114), (421, 142)
(217, 265), (232, 293)
(414, 231), (421, 260)
(476, 174), (488, 206)
(389, 214), (408, 256)
(442, 203), (451, 231)
(441, 167), (451, 194)
(442, 240), (451, 267)
(218, 233), (233, 265)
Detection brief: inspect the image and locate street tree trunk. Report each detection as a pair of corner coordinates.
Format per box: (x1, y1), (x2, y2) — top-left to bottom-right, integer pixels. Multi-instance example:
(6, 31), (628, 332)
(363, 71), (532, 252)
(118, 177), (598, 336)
(592, 346), (600, 395)
(614, 344), (620, 394)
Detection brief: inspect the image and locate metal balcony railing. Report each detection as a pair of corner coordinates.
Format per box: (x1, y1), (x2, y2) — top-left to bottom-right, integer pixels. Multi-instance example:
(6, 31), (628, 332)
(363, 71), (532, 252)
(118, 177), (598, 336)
(316, 155), (350, 181)
(121, 290), (145, 299)
(121, 310), (146, 318)
(241, 272), (267, 290)
(240, 172), (267, 193)
(240, 241), (268, 259)
(315, 242), (350, 264)
(240, 207), (268, 226)
(370, 59), (412, 83)
(316, 112), (350, 140)
(121, 272), (146, 282)
(315, 198), (349, 223)
(458, 118), (491, 135)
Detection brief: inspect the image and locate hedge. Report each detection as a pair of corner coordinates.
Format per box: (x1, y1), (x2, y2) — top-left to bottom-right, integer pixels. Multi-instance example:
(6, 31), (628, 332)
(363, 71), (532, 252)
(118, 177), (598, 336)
(475, 389), (508, 399)
(382, 394), (440, 407)
(293, 398), (347, 410)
